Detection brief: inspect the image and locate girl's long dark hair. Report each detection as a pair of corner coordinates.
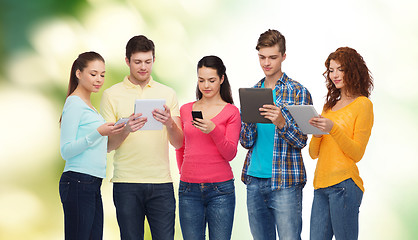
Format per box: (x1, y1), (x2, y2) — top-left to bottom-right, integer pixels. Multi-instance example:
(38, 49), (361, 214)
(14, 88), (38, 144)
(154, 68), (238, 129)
(196, 55), (233, 104)
(59, 51), (105, 124)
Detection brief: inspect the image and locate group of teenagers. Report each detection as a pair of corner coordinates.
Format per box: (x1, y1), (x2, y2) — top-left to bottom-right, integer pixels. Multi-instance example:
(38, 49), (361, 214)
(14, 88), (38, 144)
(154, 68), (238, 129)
(59, 29), (374, 240)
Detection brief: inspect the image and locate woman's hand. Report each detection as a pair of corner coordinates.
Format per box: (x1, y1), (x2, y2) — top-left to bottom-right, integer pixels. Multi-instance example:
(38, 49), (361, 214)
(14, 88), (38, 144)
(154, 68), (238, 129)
(192, 118), (216, 134)
(97, 122), (125, 136)
(309, 115), (334, 134)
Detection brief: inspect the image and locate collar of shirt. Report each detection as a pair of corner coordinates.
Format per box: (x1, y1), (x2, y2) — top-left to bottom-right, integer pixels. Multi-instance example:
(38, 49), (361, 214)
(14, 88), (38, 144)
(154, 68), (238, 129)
(122, 76), (156, 89)
(256, 72), (288, 88)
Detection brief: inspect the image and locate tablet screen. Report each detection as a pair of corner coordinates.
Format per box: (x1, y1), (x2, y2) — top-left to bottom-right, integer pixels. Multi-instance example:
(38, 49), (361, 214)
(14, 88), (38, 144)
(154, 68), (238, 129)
(239, 88), (274, 123)
(134, 99), (166, 130)
(286, 105), (328, 135)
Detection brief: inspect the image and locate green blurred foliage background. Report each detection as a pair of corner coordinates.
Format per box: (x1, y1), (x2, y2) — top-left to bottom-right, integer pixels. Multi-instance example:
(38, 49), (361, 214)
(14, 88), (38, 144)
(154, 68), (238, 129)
(1, 0), (418, 239)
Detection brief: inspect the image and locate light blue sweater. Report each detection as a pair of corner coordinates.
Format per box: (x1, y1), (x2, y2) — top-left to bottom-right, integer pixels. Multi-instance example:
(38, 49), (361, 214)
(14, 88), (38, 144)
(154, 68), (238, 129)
(60, 96), (107, 178)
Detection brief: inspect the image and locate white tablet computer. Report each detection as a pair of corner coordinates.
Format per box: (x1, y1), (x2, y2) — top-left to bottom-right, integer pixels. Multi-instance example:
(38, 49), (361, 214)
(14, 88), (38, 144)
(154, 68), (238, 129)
(239, 88), (274, 123)
(286, 105), (328, 135)
(134, 99), (166, 130)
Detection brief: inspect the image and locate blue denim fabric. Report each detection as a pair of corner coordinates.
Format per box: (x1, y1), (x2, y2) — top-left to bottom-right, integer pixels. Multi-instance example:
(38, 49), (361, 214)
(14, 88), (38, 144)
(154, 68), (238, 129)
(246, 176), (304, 240)
(59, 171), (103, 240)
(113, 182), (175, 240)
(179, 179), (235, 240)
(310, 178), (363, 240)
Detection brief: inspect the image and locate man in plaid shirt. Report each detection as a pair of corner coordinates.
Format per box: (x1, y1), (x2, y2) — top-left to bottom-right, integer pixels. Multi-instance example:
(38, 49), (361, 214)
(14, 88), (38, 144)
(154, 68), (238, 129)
(240, 29), (312, 240)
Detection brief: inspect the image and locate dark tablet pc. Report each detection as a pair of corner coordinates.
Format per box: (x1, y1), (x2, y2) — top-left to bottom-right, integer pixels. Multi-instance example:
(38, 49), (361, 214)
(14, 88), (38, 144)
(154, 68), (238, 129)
(239, 88), (274, 123)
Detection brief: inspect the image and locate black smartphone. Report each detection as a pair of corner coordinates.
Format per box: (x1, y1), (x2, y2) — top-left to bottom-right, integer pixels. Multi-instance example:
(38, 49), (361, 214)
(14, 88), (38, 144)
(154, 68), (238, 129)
(191, 111), (203, 121)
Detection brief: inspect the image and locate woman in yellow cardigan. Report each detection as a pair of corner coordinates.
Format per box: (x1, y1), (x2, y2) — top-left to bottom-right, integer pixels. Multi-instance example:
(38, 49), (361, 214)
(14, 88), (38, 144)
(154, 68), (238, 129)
(308, 47), (374, 240)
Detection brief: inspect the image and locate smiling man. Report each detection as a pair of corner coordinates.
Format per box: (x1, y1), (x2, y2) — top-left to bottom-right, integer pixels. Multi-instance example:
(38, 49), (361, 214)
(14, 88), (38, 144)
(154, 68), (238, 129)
(100, 35), (182, 240)
(240, 29), (313, 240)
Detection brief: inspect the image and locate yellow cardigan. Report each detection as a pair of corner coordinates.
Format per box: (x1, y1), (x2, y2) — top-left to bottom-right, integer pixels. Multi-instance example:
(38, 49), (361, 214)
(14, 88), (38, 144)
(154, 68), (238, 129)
(309, 96), (373, 192)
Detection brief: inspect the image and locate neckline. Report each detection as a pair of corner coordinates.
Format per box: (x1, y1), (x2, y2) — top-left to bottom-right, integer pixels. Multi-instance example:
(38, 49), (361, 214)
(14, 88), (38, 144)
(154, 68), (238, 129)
(330, 96), (364, 112)
(261, 72), (287, 87)
(124, 75), (154, 89)
(191, 101), (229, 120)
(68, 95), (99, 114)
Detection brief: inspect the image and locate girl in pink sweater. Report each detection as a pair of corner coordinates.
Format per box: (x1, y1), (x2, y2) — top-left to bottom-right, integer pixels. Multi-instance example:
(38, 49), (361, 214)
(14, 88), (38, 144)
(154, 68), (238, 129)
(176, 55), (241, 239)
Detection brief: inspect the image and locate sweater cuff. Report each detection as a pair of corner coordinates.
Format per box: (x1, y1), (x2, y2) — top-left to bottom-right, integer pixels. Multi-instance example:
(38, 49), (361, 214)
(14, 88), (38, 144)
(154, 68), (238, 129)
(329, 123), (339, 135)
(86, 130), (103, 146)
(208, 125), (223, 141)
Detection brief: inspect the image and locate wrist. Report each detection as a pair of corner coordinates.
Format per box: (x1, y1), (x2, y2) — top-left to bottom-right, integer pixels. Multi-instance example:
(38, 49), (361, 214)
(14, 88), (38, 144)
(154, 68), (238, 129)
(97, 127), (105, 136)
(275, 121), (285, 129)
(166, 118), (176, 129)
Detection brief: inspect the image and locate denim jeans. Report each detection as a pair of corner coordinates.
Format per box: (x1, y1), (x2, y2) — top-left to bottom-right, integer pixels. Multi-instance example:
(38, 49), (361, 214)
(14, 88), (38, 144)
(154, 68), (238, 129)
(113, 182), (175, 240)
(59, 171), (103, 240)
(178, 179), (236, 240)
(310, 178), (363, 240)
(246, 176), (304, 240)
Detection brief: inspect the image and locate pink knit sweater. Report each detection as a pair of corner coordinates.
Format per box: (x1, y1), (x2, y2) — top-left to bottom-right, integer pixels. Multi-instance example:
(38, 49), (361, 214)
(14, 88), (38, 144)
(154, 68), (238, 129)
(176, 102), (241, 183)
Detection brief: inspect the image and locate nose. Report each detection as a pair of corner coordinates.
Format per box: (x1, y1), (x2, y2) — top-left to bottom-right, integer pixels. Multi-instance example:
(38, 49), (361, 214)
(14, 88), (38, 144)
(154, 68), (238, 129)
(204, 80), (209, 88)
(264, 58), (270, 66)
(96, 75), (104, 83)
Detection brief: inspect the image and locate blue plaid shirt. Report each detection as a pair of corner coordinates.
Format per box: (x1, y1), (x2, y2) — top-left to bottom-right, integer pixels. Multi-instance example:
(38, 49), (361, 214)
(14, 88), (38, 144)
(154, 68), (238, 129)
(240, 73), (313, 190)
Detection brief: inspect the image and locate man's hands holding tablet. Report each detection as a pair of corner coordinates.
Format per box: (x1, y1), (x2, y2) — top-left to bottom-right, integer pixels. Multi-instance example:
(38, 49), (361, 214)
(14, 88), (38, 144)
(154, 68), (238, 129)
(259, 104), (285, 129)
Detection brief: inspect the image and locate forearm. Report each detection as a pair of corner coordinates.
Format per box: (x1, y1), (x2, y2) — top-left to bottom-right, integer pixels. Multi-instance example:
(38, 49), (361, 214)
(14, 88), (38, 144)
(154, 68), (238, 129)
(309, 136), (322, 159)
(240, 122), (256, 149)
(107, 130), (130, 152)
(167, 122), (183, 149)
(166, 116), (183, 149)
(278, 121), (308, 149)
(175, 146), (184, 173)
(61, 138), (89, 160)
(209, 126), (239, 161)
(330, 124), (370, 162)
(61, 129), (103, 159)
(279, 89), (312, 149)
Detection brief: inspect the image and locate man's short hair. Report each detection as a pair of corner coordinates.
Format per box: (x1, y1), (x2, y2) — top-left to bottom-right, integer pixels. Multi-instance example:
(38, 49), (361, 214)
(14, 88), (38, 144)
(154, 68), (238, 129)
(125, 35), (155, 60)
(256, 29), (286, 55)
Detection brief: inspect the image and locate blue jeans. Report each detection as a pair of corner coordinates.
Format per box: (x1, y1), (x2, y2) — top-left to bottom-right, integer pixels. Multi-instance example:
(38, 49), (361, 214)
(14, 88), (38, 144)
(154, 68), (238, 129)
(59, 171), (103, 240)
(310, 178), (363, 240)
(246, 176), (304, 240)
(179, 179), (236, 240)
(113, 182), (175, 240)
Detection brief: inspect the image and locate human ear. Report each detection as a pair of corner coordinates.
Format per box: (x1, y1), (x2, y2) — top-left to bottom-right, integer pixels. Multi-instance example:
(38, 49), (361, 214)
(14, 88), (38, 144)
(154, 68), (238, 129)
(125, 57), (130, 66)
(75, 69), (81, 81)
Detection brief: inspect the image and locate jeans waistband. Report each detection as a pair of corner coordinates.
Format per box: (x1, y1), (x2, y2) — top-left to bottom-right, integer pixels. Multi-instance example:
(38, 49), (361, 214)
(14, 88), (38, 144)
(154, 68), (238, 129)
(180, 179), (234, 189)
(62, 171), (102, 182)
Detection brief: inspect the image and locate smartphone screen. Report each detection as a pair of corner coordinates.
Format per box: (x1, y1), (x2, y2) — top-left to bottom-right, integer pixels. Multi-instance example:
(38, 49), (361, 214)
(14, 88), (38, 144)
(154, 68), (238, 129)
(114, 118), (129, 126)
(191, 111), (203, 121)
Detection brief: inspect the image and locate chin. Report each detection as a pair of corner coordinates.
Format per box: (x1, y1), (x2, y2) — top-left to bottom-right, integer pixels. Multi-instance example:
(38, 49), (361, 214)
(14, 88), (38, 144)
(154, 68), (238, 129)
(137, 75), (150, 81)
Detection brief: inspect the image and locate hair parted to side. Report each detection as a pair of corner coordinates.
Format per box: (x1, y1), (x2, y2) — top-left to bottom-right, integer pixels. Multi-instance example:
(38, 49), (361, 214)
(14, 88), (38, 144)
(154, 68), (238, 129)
(323, 47), (374, 111)
(196, 55), (234, 104)
(125, 35), (155, 61)
(60, 51), (105, 124)
(256, 29), (286, 55)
